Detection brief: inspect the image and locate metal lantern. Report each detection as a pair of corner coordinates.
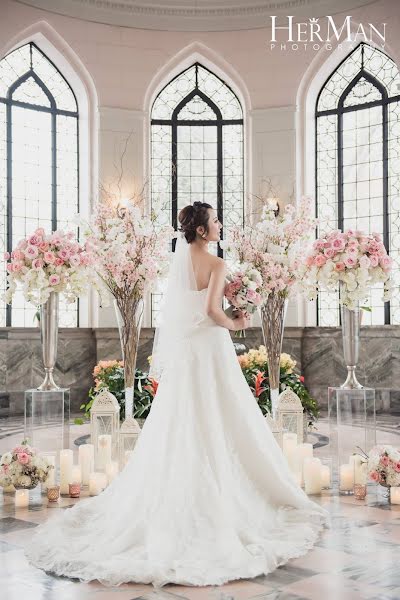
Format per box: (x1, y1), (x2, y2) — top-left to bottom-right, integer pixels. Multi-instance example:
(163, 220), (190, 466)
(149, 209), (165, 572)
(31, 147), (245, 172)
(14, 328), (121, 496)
(90, 389), (120, 470)
(276, 388), (304, 443)
(119, 416), (141, 469)
(265, 412), (283, 448)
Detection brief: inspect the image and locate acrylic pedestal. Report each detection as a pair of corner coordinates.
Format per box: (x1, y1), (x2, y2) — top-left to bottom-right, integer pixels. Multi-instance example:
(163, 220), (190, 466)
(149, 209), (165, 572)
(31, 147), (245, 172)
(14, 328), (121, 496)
(24, 388), (70, 456)
(328, 387), (376, 484)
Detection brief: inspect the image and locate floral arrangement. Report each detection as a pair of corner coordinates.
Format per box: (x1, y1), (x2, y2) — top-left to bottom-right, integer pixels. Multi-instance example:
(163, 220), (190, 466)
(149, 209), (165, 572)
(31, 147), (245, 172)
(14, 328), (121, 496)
(301, 229), (393, 309)
(3, 227), (97, 306)
(0, 439), (54, 489)
(221, 197), (317, 300)
(366, 445), (400, 487)
(238, 346), (319, 426)
(76, 359), (157, 423)
(224, 263), (263, 336)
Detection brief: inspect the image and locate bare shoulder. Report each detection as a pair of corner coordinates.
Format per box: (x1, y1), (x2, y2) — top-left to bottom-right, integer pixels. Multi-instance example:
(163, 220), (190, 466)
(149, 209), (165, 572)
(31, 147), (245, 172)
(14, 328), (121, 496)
(209, 255), (226, 272)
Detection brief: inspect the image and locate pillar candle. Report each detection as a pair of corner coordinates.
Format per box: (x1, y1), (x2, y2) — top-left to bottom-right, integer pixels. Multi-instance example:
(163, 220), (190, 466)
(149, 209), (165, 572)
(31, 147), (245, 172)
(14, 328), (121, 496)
(321, 465), (331, 489)
(283, 432), (298, 453)
(125, 450), (133, 465)
(97, 435), (112, 469)
(60, 449), (73, 495)
(106, 461), (119, 485)
(304, 457), (322, 495)
(283, 433), (298, 472)
(296, 443), (314, 484)
(71, 465), (82, 485)
(15, 489), (29, 507)
(88, 472), (103, 496)
(352, 455), (367, 485)
(79, 443), (94, 486)
(390, 487), (400, 505)
(340, 464), (354, 491)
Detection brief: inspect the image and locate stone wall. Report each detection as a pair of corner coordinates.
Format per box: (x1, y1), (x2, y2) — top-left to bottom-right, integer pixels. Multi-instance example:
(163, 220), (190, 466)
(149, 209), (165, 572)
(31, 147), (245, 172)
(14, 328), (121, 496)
(1, 326), (399, 416)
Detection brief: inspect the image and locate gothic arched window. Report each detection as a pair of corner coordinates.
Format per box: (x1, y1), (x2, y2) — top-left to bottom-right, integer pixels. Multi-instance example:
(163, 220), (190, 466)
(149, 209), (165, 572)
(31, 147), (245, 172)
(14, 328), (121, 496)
(0, 43), (79, 327)
(150, 63), (244, 325)
(316, 43), (400, 325)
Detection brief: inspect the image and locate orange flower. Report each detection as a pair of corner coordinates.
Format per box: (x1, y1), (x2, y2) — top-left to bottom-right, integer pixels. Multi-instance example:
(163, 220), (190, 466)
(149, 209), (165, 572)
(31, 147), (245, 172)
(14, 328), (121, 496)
(254, 371), (267, 398)
(144, 377), (159, 397)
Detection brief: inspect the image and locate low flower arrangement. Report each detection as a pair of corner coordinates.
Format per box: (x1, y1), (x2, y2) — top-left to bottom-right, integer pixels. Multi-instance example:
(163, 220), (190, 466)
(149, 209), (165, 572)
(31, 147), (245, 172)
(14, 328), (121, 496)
(0, 439), (54, 489)
(237, 346), (319, 426)
(366, 445), (400, 488)
(224, 263), (263, 337)
(76, 360), (158, 423)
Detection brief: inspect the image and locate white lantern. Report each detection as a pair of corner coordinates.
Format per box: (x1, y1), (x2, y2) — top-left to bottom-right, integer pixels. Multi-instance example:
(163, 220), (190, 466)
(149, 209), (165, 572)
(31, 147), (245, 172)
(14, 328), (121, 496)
(265, 412), (283, 448)
(276, 388), (304, 443)
(119, 415), (141, 469)
(90, 389), (120, 470)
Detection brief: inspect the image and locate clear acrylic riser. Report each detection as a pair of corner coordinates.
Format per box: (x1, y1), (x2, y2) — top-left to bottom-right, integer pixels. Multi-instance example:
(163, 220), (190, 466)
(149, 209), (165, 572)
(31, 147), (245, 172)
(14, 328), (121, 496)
(328, 387), (376, 481)
(24, 388), (70, 460)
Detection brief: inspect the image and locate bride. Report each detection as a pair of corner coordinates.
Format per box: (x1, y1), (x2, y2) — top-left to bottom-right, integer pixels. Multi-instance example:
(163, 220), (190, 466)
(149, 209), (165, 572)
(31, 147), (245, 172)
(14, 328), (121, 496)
(25, 201), (328, 588)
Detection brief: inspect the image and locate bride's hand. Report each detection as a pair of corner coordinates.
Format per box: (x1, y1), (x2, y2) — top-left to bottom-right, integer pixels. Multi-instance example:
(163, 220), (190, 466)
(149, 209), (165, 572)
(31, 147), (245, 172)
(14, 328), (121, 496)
(231, 310), (251, 331)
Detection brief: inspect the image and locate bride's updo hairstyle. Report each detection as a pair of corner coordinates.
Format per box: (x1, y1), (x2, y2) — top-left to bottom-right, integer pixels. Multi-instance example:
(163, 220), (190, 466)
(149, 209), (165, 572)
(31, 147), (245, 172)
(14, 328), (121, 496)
(178, 201), (213, 243)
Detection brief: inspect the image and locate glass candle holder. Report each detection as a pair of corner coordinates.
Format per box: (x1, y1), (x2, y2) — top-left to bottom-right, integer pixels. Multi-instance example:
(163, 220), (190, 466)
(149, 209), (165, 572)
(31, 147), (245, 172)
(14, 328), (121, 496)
(69, 482), (81, 498)
(47, 485), (60, 502)
(354, 483), (367, 500)
(320, 457), (332, 490)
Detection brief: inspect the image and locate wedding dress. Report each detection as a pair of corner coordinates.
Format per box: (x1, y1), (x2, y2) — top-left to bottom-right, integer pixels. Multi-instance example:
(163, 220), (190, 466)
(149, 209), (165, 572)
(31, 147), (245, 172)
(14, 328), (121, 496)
(25, 233), (328, 588)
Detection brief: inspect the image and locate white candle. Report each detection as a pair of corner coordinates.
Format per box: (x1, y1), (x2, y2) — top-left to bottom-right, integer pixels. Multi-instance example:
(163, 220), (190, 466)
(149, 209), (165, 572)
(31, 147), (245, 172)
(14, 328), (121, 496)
(321, 465), (331, 489)
(97, 435), (112, 469)
(124, 450), (133, 465)
(390, 487), (400, 505)
(71, 465), (82, 485)
(293, 470), (302, 487)
(283, 433), (298, 472)
(60, 449), (73, 495)
(98, 473), (108, 490)
(352, 455), (367, 485)
(15, 489), (29, 507)
(340, 464), (354, 491)
(106, 461), (119, 485)
(88, 472), (102, 496)
(283, 432), (298, 452)
(42, 455), (56, 490)
(304, 457), (322, 495)
(79, 444), (94, 485)
(296, 443), (314, 484)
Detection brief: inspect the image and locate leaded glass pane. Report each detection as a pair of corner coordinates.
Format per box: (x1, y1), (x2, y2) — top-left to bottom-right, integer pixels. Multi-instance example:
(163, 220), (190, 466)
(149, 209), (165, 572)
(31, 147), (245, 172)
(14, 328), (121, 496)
(0, 104), (6, 326)
(152, 66), (196, 120)
(0, 44), (31, 97)
(342, 77), (382, 107)
(12, 76), (51, 107)
(363, 44), (400, 99)
(31, 46), (77, 112)
(317, 45), (363, 112)
(178, 96), (217, 120)
(388, 101), (400, 324)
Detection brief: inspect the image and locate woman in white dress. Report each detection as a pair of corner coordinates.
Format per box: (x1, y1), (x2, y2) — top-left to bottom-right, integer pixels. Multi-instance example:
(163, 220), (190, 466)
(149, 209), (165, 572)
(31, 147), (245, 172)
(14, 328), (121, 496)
(25, 201), (328, 588)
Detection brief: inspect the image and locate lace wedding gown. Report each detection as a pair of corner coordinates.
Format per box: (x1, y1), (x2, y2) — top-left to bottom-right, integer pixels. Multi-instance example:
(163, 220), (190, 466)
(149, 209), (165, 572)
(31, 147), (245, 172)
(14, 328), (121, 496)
(25, 287), (328, 588)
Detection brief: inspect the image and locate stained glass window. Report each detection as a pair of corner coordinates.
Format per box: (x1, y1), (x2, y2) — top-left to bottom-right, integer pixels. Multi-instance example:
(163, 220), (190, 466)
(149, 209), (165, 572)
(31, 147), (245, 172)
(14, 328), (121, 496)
(151, 63), (244, 325)
(316, 43), (400, 325)
(0, 43), (79, 327)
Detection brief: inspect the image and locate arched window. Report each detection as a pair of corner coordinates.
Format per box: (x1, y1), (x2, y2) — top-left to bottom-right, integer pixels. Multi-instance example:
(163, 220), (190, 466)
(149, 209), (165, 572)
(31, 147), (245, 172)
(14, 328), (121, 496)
(316, 43), (400, 325)
(0, 42), (79, 327)
(150, 62), (244, 325)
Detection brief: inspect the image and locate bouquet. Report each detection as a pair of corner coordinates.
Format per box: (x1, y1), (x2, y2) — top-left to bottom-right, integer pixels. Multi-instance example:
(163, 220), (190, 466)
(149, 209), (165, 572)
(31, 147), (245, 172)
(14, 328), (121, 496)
(224, 263), (263, 337)
(366, 445), (400, 488)
(3, 227), (97, 306)
(301, 229), (393, 309)
(0, 439), (54, 489)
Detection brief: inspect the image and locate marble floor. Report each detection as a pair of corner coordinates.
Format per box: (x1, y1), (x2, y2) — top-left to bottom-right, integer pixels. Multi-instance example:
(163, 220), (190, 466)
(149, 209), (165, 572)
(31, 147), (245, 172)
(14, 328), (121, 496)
(1, 415), (400, 600)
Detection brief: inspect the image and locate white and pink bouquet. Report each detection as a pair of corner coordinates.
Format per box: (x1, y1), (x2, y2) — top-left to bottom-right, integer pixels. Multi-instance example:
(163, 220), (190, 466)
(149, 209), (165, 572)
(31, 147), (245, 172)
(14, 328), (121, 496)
(81, 202), (175, 303)
(0, 439), (54, 489)
(221, 197), (317, 301)
(367, 445), (400, 488)
(224, 264), (263, 336)
(4, 227), (97, 306)
(302, 229), (393, 309)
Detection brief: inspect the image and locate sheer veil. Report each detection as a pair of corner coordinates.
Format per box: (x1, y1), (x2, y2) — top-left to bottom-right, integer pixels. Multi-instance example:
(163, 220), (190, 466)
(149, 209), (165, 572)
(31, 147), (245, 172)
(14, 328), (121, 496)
(149, 232), (199, 381)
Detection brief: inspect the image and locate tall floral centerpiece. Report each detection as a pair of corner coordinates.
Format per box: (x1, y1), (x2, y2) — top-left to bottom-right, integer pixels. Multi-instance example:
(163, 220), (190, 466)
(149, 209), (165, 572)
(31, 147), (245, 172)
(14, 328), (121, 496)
(221, 197), (316, 416)
(82, 201), (174, 427)
(301, 230), (393, 389)
(4, 228), (96, 390)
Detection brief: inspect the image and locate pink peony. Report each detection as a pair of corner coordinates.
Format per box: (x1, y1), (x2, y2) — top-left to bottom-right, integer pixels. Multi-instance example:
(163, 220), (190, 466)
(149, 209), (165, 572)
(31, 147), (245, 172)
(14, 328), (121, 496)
(17, 452), (30, 465)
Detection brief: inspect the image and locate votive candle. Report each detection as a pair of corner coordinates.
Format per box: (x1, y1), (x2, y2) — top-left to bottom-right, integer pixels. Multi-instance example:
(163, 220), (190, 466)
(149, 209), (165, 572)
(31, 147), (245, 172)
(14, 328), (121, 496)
(79, 443), (94, 486)
(71, 465), (82, 485)
(390, 487), (400, 505)
(340, 464), (354, 492)
(304, 457), (322, 495)
(321, 465), (331, 489)
(15, 489), (29, 508)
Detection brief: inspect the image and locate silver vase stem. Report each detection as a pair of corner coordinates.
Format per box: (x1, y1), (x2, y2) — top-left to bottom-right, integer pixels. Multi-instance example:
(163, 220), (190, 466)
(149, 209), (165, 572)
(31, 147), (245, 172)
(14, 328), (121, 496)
(37, 291), (60, 391)
(340, 290), (363, 390)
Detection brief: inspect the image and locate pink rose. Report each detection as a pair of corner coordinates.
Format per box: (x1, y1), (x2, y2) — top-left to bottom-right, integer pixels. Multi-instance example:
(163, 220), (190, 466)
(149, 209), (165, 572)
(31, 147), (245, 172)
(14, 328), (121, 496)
(49, 274), (60, 286)
(380, 455), (389, 467)
(246, 289), (257, 302)
(17, 452), (30, 465)
(335, 262), (345, 271)
(324, 248), (335, 259)
(314, 255), (327, 267)
(369, 255), (379, 267)
(11, 250), (23, 260)
(344, 255), (357, 268)
(332, 237), (346, 251)
(58, 249), (70, 260)
(369, 470), (379, 482)
(359, 255), (371, 269)
(44, 251), (55, 264)
(306, 255), (314, 267)
(3, 251), (10, 260)
(24, 245), (39, 259)
(13, 262), (23, 272)
(13, 446), (25, 454)
(35, 228), (45, 237)
(28, 234), (42, 246)
(380, 256), (393, 271)
(39, 242), (49, 252)
(6, 263), (14, 272)
(394, 462), (400, 473)
(32, 258), (44, 270)
(55, 257), (64, 266)
(69, 255), (80, 267)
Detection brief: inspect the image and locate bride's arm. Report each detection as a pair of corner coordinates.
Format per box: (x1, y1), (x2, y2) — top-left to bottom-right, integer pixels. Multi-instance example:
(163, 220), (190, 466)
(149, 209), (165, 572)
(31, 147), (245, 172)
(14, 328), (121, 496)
(205, 259), (249, 331)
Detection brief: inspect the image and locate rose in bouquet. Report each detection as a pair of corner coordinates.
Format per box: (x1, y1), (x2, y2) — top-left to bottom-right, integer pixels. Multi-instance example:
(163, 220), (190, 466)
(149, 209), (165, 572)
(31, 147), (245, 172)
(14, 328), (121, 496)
(224, 263), (263, 337)
(301, 229), (393, 309)
(3, 227), (98, 306)
(367, 444), (400, 488)
(0, 439), (54, 489)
